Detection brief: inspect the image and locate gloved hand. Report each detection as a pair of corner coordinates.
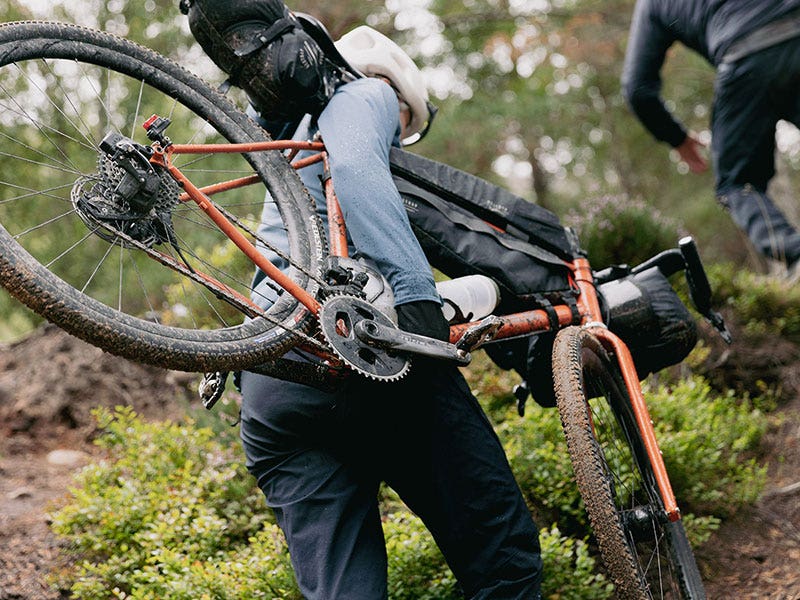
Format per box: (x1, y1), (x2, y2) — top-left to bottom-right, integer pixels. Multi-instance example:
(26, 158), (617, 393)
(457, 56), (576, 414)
(395, 300), (450, 342)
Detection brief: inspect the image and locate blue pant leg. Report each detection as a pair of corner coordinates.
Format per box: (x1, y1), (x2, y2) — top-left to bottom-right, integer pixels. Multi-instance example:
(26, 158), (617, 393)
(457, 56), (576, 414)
(316, 78), (439, 306)
(713, 46), (800, 266)
(239, 371), (388, 599)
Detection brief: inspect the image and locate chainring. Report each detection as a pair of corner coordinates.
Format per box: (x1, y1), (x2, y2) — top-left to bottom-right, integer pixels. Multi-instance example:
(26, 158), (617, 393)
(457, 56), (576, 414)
(318, 295), (410, 381)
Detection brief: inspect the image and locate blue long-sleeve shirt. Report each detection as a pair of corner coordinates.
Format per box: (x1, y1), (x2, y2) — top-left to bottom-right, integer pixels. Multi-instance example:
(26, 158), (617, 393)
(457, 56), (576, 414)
(621, 0), (800, 147)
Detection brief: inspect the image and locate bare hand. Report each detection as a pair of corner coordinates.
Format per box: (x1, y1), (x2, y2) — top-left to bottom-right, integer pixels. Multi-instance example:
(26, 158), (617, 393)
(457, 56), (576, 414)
(675, 134), (708, 174)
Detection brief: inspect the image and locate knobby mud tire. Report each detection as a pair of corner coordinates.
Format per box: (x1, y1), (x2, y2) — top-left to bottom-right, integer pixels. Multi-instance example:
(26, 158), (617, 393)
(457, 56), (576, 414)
(0, 21), (326, 372)
(552, 327), (705, 600)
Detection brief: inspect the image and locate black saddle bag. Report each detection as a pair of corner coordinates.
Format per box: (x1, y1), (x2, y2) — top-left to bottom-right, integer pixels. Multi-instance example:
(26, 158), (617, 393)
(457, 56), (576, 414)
(180, 0), (336, 121)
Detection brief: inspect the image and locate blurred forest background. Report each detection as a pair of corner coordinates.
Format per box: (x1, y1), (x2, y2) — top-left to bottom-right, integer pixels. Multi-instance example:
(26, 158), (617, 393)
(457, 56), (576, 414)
(2, 2), (800, 598)
(6, 0), (800, 278)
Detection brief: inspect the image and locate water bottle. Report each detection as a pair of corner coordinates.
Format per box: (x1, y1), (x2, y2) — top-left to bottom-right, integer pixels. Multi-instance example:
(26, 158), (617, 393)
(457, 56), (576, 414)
(436, 275), (501, 323)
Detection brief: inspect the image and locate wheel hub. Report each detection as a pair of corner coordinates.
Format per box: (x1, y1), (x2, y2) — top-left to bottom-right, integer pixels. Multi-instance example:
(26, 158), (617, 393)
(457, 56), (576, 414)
(71, 132), (180, 247)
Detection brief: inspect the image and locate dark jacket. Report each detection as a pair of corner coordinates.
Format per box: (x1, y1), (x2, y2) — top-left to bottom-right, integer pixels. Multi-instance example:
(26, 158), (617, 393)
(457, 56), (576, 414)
(621, 0), (800, 146)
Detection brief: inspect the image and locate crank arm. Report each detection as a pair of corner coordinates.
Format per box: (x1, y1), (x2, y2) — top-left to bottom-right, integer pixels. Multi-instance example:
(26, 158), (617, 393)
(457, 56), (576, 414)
(353, 320), (471, 365)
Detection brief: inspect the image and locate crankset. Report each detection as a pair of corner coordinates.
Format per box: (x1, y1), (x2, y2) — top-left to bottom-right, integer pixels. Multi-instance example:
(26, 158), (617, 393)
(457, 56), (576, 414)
(318, 295), (470, 382)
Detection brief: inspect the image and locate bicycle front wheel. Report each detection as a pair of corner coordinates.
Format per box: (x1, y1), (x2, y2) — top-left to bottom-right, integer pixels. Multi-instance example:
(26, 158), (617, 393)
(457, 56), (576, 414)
(552, 327), (705, 600)
(0, 21), (326, 372)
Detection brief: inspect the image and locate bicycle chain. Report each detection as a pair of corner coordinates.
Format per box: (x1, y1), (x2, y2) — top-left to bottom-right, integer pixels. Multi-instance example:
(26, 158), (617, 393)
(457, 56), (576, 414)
(91, 219), (330, 353)
(214, 201), (327, 289)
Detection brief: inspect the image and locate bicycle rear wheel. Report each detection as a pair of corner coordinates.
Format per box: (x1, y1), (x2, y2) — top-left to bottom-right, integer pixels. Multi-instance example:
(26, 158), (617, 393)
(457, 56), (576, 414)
(552, 327), (705, 600)
(0, 21), (326, 372)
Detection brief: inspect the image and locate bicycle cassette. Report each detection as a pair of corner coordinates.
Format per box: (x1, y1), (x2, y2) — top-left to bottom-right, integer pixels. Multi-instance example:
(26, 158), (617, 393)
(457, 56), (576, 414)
(318, 295), (410, 382)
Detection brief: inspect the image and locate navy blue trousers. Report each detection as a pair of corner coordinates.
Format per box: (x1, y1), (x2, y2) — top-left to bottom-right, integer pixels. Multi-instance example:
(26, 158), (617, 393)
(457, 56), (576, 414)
(713, 37), (800, 266)
(239, 359), (542, 599)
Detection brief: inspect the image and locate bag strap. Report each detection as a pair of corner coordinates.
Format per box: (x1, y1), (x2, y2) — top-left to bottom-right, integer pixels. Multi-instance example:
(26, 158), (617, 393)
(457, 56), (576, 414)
(232, 17), (297, 58)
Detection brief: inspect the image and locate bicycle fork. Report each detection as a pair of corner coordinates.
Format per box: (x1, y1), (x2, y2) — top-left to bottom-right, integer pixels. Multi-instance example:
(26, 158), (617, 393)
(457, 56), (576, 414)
(572, 257), (681, 522)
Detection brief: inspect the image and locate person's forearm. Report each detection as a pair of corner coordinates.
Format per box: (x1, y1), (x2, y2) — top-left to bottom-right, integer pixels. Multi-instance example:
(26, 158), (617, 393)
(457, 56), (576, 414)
(626, 92), (687, 147)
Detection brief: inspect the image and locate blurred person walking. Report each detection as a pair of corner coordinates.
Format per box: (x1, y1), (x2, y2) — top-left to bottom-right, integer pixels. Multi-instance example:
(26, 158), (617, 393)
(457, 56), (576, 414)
(622, 0), (800, 277)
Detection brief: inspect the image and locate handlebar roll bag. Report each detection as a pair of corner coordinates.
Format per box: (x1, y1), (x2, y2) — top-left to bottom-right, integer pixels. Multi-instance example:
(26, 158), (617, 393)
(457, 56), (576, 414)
(598, 266), (698, 378)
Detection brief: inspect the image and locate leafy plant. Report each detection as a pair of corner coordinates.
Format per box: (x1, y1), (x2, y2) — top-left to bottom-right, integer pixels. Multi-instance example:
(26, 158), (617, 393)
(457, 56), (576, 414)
(709, 263), (800, 339)
(644, 376), (768, 518)
(564, 194), (685, 269)
(51, 408), (613, 599)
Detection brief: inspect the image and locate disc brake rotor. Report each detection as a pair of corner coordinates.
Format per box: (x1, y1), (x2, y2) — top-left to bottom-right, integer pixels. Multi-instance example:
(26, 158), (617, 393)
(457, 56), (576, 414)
(318, 295), (410, 381)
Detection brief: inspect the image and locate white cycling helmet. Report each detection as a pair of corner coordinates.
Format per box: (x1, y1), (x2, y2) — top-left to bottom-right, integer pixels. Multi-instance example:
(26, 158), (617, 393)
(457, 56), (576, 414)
(334, 26), (433, 141)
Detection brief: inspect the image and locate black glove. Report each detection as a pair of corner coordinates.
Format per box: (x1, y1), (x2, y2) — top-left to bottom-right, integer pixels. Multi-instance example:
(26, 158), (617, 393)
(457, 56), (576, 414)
(395, 300), (450, 342)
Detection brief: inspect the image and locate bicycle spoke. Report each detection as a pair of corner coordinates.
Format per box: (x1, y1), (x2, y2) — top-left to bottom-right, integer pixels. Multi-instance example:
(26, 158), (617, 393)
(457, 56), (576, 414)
(0, 130), (80, 175)
(81, 239), (117, 294)
(44, 228), (101, 270)
(41, 58), (101, 150)
(129, 77), (146, 141)
(13, 207), (79, 239)
(0, 181), (76, 206)
(128, 250), (160, 325)
(7, 61), (96, 159)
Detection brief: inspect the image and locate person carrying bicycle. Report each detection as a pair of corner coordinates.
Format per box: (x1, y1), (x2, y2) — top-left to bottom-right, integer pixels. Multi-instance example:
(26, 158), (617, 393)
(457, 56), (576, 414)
(622, 0), (800, 279)
(181, 1), (543, 597)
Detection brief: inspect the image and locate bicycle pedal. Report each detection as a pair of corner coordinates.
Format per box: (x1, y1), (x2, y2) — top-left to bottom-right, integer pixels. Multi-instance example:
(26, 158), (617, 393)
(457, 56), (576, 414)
(513, 382), (530, 417)
(198, 371), (228, 410)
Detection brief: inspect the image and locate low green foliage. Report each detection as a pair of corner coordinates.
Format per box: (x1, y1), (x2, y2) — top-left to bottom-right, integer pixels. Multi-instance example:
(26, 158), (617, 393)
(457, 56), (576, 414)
(495, 405), (585, 523)
(475, 368), (768, 546)
(538, 527), (613, 600)
(564, 195), (685, 269)
(645, 376), (768, 518)
(51, 407), (614, 599)
(709, 263), (800, 339)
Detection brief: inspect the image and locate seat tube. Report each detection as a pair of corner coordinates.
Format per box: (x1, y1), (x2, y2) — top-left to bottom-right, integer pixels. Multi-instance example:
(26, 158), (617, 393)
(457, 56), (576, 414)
(323, 154), (348, 258)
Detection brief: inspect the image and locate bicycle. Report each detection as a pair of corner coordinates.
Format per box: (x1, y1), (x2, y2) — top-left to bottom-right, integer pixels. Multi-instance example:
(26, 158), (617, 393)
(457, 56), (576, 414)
(0, 20), (731, 600)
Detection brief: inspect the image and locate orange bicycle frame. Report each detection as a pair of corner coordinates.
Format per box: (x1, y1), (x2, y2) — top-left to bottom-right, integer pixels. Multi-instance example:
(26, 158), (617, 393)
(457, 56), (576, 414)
(148, 134), (681, 522)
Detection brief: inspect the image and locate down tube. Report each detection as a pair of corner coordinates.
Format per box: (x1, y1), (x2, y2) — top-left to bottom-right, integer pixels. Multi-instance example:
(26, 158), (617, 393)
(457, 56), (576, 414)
(158, 156), (322, 315)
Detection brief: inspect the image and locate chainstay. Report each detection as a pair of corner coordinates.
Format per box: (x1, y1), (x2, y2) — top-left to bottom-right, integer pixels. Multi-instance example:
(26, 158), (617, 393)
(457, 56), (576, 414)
(215, 200), (326, 288)
(93, 220), (330, 353)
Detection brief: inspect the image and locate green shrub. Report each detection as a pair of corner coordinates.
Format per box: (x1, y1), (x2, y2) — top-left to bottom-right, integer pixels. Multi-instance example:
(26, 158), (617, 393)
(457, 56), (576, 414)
(50, 407), (271, 597)
(475, 366), (768, 545)
(564, 194), (684, 269)
(385, 513), (459, 599)
(51, 370), (770, 599)
(539, 527), (613, 600)
(644, 376), (768, 518)
(51, 408), (614, 599)
(495, 404), (586, 523)
(709, 262), (800, 339)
